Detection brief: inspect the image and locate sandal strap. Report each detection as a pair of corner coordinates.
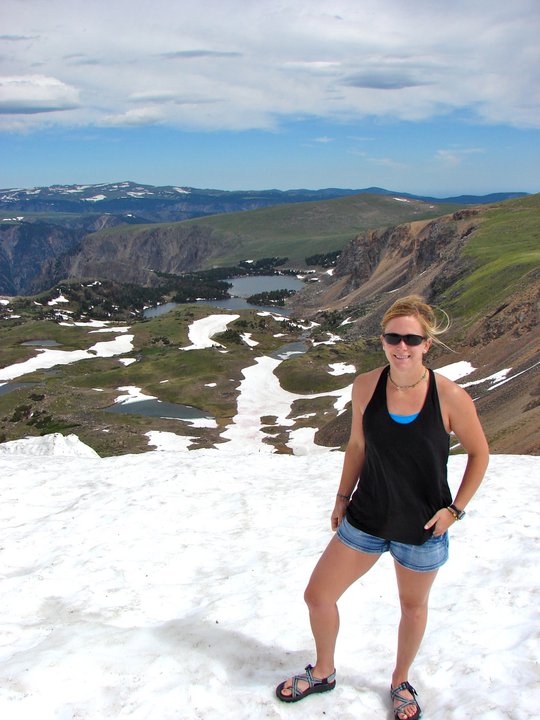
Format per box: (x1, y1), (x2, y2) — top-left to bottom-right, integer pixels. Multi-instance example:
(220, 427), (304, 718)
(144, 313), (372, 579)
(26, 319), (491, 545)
(290, 664), (336, 698)
(390, 682), (419, 713)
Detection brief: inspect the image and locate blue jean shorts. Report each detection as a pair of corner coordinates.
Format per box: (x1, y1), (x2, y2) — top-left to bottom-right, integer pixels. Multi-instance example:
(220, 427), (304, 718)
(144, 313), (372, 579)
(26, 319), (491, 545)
(336, 516), (448, 572)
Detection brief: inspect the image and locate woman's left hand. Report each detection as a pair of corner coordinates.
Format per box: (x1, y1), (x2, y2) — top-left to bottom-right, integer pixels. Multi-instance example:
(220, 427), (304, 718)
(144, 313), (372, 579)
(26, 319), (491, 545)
(424, 508), (455, 536)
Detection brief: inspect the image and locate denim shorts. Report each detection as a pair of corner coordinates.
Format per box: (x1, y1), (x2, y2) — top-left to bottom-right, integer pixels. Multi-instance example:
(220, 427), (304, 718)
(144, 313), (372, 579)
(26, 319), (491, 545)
(336, 516), (448, 572)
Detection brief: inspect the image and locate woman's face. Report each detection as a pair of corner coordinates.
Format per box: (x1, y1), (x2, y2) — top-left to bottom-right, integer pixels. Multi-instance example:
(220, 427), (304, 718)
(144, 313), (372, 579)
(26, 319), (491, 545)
(380, 314), (432, 368)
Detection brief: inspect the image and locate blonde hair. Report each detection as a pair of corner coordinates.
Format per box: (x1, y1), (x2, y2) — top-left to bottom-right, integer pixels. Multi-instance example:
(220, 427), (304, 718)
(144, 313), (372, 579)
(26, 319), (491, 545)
(381, 294), (451, 347)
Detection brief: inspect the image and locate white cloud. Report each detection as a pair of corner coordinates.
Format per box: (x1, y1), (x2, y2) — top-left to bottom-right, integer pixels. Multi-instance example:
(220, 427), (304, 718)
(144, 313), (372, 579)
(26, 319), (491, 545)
(0, 0), (538, 131)
(0, 75), (79, 114)
(103, 106), (167, 127)
(435, 147), (486, 166)
(368, 156), (407, 170)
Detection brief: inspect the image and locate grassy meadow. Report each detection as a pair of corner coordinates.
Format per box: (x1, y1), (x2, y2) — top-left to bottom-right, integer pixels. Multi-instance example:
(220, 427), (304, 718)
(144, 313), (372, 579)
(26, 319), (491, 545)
(0, 301), (368, 455)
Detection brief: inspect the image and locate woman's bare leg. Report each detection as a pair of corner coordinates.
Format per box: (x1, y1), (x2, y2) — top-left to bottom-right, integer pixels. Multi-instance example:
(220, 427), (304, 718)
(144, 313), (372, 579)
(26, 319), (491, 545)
(280, 535), (380, 697)
(391, 562), (438, 719)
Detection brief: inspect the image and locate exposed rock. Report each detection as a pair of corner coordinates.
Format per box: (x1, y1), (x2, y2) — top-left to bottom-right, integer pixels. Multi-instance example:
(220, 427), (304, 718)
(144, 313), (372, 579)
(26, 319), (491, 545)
(289, 214), (477, 325)
(36, 223), (223, 289)
(0, 222), (81, 295)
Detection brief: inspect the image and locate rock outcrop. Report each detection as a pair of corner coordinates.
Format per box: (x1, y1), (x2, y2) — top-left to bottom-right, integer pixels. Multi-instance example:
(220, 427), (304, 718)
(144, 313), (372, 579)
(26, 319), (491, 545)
(0, 222), (80, 295)
(289, 211), (479, 323)
(46, 223), (225, 287)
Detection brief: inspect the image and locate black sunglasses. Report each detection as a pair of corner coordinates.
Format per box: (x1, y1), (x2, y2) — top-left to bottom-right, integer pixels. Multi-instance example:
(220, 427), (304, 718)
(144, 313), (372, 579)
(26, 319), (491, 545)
(382, 332), (427, 346)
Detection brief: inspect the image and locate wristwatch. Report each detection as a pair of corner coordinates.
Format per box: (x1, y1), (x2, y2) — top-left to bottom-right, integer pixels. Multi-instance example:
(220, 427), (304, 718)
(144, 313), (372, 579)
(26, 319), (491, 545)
(448, 503), (466, 520)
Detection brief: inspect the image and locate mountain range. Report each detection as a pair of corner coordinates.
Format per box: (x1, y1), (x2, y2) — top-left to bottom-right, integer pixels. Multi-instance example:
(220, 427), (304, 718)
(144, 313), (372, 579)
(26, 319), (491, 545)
(0, 181), (528, 296)
(0, 180), (527, 224)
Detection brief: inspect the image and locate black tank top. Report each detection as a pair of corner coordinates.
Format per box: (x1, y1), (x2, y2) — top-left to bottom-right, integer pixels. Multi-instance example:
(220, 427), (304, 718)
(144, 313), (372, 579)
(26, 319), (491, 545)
(346, 366), (451, 545)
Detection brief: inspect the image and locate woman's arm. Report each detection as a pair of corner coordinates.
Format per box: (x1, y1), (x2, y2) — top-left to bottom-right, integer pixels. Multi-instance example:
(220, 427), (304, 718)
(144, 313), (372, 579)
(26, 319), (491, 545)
(425, 377), (489, 535)
(331, 370), (380, 531)
(446, 381), (490, 506)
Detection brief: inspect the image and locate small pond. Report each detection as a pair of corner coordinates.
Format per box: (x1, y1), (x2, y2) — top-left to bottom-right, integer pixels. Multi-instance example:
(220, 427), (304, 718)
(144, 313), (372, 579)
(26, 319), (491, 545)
(0, 382), (37, 396)
(21, 339), (62, 347)
(269, 341), (309, 360)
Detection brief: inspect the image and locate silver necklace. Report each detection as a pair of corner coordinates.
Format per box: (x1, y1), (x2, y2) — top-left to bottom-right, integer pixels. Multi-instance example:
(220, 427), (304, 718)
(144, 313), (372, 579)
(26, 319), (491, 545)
(388, 367), (427, 390)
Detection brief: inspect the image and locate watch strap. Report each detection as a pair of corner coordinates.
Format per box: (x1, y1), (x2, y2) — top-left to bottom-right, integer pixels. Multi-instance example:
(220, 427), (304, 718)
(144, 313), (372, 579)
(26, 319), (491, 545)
(449, 503), (466, 520)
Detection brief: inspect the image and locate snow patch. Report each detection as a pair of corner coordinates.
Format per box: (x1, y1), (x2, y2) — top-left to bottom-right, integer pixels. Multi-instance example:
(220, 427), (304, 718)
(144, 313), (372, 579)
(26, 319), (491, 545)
(436, 361), (476, 381)
(114, 386), (156, 404)
(328, 362), (356, 376)
(145, 431), (194, 451)
(47, 294), (69, 305)
(240, 332), (258, 347)
(181, 314), (239, 350)
(0, 433), (99, 457)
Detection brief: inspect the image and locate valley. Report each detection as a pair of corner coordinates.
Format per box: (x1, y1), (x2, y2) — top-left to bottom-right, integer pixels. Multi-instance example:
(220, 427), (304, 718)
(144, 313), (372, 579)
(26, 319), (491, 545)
(0, 191), (538, 456)
(0, 182), (523, 296)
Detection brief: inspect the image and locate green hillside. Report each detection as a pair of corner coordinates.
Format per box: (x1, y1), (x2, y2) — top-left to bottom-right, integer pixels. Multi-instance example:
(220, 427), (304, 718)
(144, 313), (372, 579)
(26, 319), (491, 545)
(442, 194), (540, 321)
(180, 193), (460, 266)
(89, 193), (459, 269)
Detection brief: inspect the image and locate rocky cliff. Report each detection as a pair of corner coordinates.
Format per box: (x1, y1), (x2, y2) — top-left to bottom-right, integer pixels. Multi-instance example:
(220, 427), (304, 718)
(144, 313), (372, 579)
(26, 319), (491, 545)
(290, 209), (480, 323)
(0, 222), (81, 295)
(38, 223), (226, 289)
(0, 214), (148, 295)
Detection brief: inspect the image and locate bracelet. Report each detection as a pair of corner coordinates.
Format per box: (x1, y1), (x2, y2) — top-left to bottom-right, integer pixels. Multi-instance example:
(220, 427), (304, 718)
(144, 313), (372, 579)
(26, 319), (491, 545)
(336, 493), (350, 501)
(446, 506), (458, 520)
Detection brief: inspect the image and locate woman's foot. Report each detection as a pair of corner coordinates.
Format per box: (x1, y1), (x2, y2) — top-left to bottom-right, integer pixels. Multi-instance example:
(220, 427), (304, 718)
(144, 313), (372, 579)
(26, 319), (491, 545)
(390, 681), (421, 719)
(276, 664), (336, 703)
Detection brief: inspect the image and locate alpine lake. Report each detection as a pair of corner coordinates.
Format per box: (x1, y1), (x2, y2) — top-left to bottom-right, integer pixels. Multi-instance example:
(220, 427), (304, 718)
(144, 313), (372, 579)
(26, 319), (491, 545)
(108, 275), (307, 422)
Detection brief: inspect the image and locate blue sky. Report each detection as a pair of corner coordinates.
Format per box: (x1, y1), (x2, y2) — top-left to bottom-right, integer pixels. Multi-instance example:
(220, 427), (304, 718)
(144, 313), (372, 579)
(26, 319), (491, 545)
(1, 0), (539, 197)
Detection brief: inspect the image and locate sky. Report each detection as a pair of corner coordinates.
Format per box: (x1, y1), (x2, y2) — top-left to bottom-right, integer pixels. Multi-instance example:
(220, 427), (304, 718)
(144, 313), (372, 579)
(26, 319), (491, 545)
(0, 308), (538, 719)
(1, 0), (539, 196)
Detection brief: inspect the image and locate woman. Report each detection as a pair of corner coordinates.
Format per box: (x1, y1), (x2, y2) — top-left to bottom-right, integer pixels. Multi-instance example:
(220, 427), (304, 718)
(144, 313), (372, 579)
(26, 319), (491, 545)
(276, 295), (489, 720)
